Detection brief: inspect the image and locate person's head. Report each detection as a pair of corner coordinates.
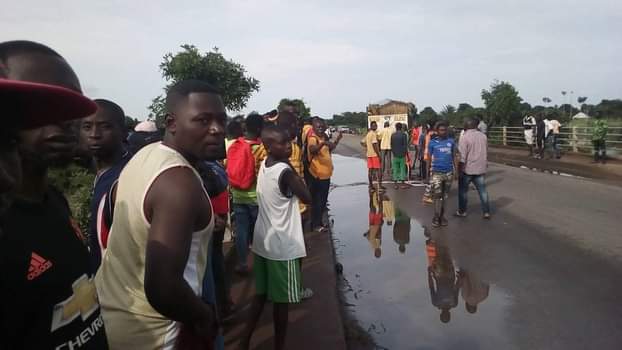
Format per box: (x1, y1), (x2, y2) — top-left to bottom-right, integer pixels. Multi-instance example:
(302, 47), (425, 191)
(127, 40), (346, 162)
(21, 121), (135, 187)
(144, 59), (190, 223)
(374, 247), (382, 258)
(395, 123), (402, 131)
(398, 244), (406, 254)
(261, 125), (291, 161)
(466, 303), (477, 314)
(436, 121), (449, 138)
(387, 220), (393, 226)
(280, 102), (299, 118)
(370, 121), (378, 131)
(384, 121), (390, 128)
(464, 118), (478, 130)
(312, 117), (326, 134)
(1, 40), (83, 171)
(277, 110), (299, 141)
(440, 308), (451, 323)
(245, 113), (264, 138)
(226, 118), (244, 140)
(164, 79), (226, 162)
(80, 99), (126, 163)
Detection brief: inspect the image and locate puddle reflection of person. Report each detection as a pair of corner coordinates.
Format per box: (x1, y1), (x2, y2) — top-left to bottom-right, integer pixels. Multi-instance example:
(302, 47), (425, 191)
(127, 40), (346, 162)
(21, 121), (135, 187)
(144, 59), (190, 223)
(425, 234), (462, 323)
(364, 190), (383, 258)
(393, 208), (410, 254)
(459, 269), (490, 314)
(381, 193), (395, 226)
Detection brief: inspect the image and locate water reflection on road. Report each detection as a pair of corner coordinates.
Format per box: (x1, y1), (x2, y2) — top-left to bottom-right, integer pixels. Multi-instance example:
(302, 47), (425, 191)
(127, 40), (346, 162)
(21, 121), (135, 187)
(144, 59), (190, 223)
(330, 155), (514, 350)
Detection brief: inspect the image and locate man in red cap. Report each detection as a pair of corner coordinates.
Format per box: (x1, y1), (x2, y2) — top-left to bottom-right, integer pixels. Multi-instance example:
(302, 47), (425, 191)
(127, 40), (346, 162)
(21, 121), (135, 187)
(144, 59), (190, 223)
(0, 40), (108, 349)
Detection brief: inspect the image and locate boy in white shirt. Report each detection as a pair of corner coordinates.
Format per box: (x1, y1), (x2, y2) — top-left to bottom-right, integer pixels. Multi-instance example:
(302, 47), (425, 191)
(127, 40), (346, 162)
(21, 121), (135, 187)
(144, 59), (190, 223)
(240, 125), (312, 350)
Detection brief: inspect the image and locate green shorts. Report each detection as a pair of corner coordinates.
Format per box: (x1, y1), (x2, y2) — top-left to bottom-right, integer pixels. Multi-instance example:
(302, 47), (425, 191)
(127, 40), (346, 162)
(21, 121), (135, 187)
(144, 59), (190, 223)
(253, 254), (302, 303)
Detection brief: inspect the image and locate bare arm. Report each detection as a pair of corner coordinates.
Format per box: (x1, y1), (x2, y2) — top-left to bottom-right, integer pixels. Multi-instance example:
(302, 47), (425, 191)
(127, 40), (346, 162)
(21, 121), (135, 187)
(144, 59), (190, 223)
(143, 167), (216, 335)
(308, 136), (323, 155)
(280, 168), (312, 204)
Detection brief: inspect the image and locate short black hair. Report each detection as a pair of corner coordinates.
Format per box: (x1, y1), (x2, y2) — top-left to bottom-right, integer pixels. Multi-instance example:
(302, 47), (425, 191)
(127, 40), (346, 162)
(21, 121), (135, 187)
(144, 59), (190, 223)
(165, 79), (220, 114)
(370, 121), (377, 126)
(245, 113), (264, 136)
(436, 120), (449, 129)
(226, 119), (244, 139)
(261, 124), (288, 143)
(0, 40), (62, 64)
(277, 110), (297, 125)
(395, 123), (402, 130)
(94, 99), (125, 129)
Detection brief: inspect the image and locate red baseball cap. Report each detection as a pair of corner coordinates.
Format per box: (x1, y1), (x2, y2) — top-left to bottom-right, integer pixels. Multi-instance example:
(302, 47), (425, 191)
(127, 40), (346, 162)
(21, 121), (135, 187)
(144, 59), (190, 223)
(0, 78), (97, 129)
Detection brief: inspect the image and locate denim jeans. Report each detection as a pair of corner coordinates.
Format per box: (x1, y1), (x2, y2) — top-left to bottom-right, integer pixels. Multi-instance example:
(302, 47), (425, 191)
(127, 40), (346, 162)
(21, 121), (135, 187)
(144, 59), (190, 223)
(233, 203), (258, 268)
(458, 174), (490, 214)
(210, 228), (229, 310)
(310, 176), (330, 228)
(201, 239), (225, 350)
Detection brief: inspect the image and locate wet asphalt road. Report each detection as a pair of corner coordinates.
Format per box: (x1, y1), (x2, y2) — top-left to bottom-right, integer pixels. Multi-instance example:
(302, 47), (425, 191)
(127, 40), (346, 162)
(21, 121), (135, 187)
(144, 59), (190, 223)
(330, 138), (622, 350)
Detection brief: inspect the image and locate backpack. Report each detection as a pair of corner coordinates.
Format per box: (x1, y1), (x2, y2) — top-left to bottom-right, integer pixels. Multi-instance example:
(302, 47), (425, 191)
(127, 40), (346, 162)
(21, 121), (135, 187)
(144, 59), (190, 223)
(226, 137), (261, 190)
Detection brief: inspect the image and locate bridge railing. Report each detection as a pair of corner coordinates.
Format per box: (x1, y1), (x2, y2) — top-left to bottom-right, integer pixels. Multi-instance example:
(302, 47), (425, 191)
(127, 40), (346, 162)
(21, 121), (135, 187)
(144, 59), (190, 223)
(486, 126), (622, 156)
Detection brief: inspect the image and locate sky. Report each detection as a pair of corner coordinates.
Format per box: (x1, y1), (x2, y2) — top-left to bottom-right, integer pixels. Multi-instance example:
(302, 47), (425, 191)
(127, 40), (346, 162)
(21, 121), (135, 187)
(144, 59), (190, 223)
(2, 0), (621, 120)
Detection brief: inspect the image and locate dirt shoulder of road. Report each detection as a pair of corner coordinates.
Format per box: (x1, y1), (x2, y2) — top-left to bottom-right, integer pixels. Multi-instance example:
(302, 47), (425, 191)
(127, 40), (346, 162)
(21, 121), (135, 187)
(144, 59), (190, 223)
(336, 134), (622, 186)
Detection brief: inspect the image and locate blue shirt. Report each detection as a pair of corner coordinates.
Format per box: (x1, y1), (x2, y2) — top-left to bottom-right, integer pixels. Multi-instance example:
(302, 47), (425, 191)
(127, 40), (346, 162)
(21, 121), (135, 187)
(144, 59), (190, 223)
(88, 151), (131, 269)
(428, 137), (455, 173)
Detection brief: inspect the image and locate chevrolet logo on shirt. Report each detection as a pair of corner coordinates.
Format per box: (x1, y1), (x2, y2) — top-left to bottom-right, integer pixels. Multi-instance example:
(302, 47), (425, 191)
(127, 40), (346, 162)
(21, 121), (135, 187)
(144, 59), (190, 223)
(51, 274), (99, 332)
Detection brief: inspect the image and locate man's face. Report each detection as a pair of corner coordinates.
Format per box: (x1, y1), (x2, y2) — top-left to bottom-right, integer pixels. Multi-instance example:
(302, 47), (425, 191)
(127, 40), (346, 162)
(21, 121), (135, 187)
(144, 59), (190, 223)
(268, 132), (292, 160)
(437, 126), (448, 138)
(168, 92), (226, 161)
(370, 123), (377, 131)
(313, 120), (326, 134)
(80, 108), (124, 161)
(6, 53), (82, 170)
(283, 105), (299, 118)
(0, 127), (22, 214)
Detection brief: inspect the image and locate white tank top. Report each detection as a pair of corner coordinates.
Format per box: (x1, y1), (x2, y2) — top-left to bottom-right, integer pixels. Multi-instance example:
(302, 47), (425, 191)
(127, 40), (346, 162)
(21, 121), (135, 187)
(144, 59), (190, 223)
(253, 160), (306, 261)
(95, 142), (213, 349)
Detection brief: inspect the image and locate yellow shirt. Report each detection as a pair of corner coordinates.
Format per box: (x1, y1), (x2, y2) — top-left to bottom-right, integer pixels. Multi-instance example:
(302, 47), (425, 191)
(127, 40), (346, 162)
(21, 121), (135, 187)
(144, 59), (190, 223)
(289, 141), (307, 214)
(307, 134), (334, 180)
(366, 130), (379, 158)
(380, 127), (394, 150)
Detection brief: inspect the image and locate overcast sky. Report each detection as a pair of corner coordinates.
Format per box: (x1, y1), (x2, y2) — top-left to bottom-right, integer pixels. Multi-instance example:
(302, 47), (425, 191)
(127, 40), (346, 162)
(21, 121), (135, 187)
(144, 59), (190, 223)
(2, 0), (621, 119)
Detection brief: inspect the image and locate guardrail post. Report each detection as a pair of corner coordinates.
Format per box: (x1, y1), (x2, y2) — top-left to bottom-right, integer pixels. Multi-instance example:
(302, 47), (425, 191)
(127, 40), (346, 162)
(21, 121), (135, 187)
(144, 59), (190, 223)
(502, 126), (507, 146)
(572, 126), (578, 152)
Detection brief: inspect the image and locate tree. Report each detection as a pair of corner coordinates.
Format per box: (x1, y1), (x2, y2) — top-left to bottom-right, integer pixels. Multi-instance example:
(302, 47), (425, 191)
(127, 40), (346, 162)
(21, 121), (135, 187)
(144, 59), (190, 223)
(457, 103), (474, 113)
(542, 97), (552, 104)
(419, 106), (439, 124)
(125, 116), (139, 131)
(577, 96), (588, 104)
(440, 105), (456, 118)
(481, 80), (523, 127)
(148, 44), (260, 125)
(330, 111), (367, 128)
(278, 98), (311, 118)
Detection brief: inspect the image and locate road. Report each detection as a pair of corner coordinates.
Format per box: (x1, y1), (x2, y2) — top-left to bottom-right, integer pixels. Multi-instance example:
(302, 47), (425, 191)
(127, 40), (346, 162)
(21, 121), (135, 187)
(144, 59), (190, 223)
(330, 135), (622, 350)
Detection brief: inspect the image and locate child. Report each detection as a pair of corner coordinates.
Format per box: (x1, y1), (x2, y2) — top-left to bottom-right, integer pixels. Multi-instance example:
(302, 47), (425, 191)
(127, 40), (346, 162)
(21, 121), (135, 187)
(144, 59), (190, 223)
(363, 121), (383, 191)
(240, 125), (312, 350)
(427, 121), (458, 227)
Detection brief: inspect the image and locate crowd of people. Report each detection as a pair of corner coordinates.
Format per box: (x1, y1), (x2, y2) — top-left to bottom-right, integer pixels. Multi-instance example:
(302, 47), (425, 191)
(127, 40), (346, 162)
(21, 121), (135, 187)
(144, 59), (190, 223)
(0, 40), (342, 350)
(363, 118), (491, 228)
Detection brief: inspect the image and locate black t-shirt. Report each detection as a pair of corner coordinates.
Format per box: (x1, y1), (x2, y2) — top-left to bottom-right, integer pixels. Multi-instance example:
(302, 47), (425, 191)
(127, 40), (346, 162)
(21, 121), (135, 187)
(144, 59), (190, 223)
(0, 187), (108, 349)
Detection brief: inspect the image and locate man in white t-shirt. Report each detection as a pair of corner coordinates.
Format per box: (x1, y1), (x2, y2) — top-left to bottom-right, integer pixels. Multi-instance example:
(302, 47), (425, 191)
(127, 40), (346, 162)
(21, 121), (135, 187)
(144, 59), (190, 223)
(522, 115), (537, 156)
(240, 125), (312, 350)
(549, 119), (562, 159)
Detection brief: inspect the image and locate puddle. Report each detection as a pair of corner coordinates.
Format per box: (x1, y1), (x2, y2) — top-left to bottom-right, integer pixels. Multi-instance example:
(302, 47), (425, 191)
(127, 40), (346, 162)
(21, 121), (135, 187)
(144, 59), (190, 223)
(330, 155), (515, 350)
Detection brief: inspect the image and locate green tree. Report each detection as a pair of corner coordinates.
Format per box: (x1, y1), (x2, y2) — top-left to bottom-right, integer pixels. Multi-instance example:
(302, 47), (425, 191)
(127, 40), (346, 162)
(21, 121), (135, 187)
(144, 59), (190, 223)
(148, 44), (260, 125)
(481, 80), (523, 127)
(419, 106), (439, 124)
(330, 111), (367, 128)
(124, 116), (139, 131)
(278, 98), (311, 118)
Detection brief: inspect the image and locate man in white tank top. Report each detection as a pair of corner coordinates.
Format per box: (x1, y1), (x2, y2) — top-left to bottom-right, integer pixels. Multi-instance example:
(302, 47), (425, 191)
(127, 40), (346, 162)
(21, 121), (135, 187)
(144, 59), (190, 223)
(95, 80), (226, 349)
(239, 125), (312, 350)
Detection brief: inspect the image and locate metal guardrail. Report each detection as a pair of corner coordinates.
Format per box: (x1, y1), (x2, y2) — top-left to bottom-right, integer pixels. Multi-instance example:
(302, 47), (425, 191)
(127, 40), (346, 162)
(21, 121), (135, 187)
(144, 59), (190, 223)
(486, 126), (622, 156)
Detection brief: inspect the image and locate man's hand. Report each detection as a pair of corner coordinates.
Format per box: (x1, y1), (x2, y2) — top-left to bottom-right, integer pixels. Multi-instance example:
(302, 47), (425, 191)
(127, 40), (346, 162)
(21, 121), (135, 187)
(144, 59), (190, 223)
(193, 305), (219, 340)
(214, 214), (227, 232)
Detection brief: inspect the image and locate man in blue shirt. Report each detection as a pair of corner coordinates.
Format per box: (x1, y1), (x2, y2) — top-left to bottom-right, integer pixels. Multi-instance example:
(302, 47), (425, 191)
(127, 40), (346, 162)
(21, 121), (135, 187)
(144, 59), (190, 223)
(427, 121), (457, 227)
(80, 99), (131, 269)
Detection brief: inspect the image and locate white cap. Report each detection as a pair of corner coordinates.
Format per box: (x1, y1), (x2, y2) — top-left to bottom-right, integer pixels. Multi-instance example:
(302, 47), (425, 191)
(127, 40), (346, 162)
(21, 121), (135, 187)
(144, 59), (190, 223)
(134, 120), (157, 132)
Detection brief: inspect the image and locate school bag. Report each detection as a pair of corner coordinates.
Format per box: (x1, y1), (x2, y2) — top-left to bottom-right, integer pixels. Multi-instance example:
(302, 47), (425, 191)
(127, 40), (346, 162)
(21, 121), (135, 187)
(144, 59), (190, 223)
(226, 137), (261, 190)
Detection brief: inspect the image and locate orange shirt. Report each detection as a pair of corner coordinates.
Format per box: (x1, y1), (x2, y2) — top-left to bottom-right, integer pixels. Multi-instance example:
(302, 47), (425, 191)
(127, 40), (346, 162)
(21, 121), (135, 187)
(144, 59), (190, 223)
(307, 134), (333, 180)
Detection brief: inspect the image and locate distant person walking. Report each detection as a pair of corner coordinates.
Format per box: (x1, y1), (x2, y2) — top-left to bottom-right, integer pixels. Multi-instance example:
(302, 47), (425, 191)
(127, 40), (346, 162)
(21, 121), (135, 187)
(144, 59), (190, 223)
(455, 118), (491, 220)
(379, 121), (393, 175)
(535, 115), (546, 159)
(522, 115), (537, 157)
(390, 123), (409, 189)
(592, 112), (608, 164)
(548, 119), (562, 159)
